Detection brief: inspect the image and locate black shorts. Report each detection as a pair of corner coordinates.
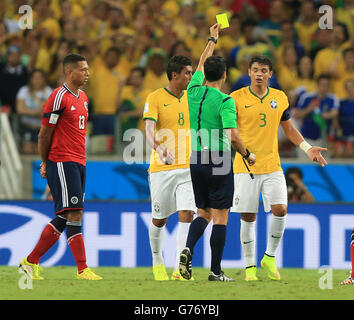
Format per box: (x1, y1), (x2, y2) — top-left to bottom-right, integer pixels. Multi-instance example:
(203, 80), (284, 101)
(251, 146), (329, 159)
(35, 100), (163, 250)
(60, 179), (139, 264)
(46, 159), (86, 215)
(190, 151), (234, 210)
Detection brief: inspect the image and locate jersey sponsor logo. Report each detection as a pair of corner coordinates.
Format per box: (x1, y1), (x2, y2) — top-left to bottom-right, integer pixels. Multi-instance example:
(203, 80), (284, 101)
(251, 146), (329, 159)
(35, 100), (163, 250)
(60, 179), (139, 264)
(49, 113), (59, 124)
(71, 106), (76, 111)
(270, 100), (278, 109)
(163, 103), (171, 107)
(245, 104), (254, 108)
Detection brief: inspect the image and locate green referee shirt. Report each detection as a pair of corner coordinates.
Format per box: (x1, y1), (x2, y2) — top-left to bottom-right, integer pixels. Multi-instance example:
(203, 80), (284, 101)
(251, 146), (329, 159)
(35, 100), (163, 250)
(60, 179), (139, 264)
(187, 71), (237, 152)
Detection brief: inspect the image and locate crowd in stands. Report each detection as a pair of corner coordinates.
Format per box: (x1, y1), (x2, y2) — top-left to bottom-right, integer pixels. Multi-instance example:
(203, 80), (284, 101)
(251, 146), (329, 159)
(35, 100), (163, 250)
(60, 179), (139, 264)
(0, 0), (353, 158)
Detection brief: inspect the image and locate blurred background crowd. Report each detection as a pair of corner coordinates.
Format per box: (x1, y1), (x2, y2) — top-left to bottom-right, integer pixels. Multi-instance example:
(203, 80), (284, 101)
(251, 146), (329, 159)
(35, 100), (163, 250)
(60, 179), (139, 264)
(0, 0), (353, 158)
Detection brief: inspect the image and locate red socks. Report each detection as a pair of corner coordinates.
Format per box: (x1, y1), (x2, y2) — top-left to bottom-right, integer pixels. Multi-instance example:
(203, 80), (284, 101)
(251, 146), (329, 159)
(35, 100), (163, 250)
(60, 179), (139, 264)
(28, 223), (61, 264)
(67, 232), (88, 274)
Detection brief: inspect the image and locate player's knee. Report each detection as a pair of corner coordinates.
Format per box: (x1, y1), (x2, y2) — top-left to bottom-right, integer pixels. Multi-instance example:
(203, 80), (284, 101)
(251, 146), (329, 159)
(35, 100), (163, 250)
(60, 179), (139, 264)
(65, 210), (83, 222)
(178, 210), (194, 223)
(271, 205), (287, 217)
(197, 209), (212, 223)
(241, 213), (257, 222)
(152, 218), (167, 228)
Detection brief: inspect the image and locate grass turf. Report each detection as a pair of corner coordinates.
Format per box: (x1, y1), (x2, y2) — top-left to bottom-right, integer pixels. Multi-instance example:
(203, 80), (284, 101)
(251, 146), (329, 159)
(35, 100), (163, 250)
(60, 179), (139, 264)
(1, 266), (353, 300)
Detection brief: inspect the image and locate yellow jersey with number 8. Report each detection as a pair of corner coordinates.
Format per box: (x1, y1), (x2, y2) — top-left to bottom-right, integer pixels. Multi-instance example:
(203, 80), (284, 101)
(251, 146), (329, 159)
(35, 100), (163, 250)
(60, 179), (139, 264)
(230, 86), (289, 174)
(143, 88), (191, 173)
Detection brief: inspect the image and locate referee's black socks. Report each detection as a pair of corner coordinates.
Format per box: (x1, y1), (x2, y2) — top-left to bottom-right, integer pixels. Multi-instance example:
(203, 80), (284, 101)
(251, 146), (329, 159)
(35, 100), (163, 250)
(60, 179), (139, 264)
(186, 217), (209, 255)
(210, 224), (227, 275)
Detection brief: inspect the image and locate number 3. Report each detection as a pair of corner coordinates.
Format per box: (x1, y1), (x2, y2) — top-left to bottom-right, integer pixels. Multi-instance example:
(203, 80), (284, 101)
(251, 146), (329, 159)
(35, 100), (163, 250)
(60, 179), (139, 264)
(79, 115), (85, 129)
(259, 113), (266, 127)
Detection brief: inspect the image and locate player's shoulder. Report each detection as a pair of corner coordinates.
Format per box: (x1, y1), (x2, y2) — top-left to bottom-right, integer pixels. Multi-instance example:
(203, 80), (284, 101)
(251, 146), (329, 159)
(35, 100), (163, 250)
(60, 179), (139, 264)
(146, 88), (165, 100)
(268, 87), (288, 100)
(230, 86), (249, 99)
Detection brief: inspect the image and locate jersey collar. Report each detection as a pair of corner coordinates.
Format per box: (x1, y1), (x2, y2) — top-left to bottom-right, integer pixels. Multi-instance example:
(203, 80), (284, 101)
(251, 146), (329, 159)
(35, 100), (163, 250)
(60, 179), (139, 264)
(164, 87), (184, 102)
(63, 83), (80, 99)
(248, 86), (269, 103)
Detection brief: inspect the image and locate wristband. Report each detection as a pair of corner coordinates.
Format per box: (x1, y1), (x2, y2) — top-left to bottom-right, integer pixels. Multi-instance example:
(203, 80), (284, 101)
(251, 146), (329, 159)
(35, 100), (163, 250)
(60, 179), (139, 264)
(208, 37), (217, 44)
(299, 140), (312, 153)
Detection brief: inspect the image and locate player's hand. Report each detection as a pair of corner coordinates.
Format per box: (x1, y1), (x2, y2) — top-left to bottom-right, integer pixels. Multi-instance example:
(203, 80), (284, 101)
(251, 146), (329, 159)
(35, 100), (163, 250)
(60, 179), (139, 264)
(40, 162), (47, 178)
(156, 145), (175, 165)
(307, 147), (328, 167)
(210, 23), (220, 40)
(247, 153), (256, 166)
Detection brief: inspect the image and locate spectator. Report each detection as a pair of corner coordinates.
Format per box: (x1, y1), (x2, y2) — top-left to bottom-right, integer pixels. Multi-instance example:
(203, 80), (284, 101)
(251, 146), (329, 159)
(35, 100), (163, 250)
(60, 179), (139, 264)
(285, 167), (315, 203)
(16, 69), (52, 154)
(0, 45), (28, 115)
(294, 74), (339, 156)
(335, 79), (354, 157)
(294, 0), (318, 52)
(277, 46), (299, 94)
(116, 67), (150, 137)
(89, 47), (125, 138)
(314, 23), (350, 79)
(142, 48), (168, 92)
(333, 47), (354, 99)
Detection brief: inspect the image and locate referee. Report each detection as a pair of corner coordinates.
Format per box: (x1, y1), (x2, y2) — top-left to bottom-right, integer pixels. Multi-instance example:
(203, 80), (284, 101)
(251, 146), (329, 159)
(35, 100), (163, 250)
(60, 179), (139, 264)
(179, 24), (256, 281)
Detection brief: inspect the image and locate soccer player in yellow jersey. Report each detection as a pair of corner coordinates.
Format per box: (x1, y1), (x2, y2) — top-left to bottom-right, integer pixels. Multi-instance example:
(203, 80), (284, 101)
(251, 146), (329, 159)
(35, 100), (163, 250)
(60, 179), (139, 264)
(230, 55), (328, 281)
(143, 56), (196, 281)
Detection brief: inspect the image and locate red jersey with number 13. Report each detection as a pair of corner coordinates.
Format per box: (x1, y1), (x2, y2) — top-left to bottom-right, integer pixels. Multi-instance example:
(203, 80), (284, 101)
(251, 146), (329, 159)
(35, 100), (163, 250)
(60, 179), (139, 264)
(42, 84), (89, 166)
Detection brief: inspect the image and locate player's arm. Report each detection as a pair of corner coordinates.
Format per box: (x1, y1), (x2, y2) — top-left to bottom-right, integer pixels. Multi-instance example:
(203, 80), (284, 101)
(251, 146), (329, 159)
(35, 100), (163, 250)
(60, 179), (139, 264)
(38, 124), (54, 178)
(222, 98), (255, 165)
(281, 117), (327, 167)
(144, 119), (174, 165)
(195, 23), (220, 74)
(226, 128), (256, 165)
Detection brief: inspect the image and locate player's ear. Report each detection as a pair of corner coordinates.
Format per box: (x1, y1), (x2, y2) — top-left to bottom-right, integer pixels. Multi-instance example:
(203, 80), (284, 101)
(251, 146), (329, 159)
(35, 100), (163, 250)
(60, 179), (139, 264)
(269, 70), (273, 78)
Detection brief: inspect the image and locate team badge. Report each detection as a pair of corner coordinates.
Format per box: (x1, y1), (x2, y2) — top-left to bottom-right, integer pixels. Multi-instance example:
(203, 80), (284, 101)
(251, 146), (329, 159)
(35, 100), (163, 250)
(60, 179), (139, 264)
(234, 195), (240, 206)
(71, 196), (79, 205)
(270, 100), (278, 109)
(153, 201), (161, 213)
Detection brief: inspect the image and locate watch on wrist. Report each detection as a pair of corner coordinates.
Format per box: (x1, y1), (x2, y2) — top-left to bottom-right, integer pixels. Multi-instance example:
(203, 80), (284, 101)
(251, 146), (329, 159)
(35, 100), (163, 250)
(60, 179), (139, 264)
(208, 36), (217, 44)
(243, 149), (250, 159)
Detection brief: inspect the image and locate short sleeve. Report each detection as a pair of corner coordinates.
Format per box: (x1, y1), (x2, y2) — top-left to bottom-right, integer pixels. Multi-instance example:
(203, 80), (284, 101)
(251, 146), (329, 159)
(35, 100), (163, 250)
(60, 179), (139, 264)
(16, 86), (28, 100)
(42, 89), (66, 128)
(187, 71), (204, 96)
(220, 97), (237, 129)
(143, 92), (158, 122)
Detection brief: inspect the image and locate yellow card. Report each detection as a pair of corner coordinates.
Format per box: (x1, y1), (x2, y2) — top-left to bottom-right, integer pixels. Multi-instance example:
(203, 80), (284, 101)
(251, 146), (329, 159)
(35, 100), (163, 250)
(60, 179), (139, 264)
(216, 13), (229, 29)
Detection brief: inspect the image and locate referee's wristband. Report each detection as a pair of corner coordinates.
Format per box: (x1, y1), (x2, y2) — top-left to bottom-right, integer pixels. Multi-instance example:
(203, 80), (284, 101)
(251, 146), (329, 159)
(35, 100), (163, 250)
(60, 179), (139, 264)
(299, 140), (312, 153)
(208, 36), (217, 44)
(243, 149), (251, 159)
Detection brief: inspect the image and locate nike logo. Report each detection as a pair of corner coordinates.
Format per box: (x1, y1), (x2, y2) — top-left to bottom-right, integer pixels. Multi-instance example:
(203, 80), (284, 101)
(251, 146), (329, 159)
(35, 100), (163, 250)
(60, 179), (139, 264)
(245, 105), (254, 108)
(71, 105), (76, 111)
(271, 235), (282, 238)
(164, 103), (171, 107)
(243, 240), (254, 244)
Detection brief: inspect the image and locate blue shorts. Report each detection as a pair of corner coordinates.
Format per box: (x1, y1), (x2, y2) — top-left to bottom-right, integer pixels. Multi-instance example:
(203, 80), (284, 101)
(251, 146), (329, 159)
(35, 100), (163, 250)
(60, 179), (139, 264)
(190, 151), (234, 210)
(46, 160), (86, 215)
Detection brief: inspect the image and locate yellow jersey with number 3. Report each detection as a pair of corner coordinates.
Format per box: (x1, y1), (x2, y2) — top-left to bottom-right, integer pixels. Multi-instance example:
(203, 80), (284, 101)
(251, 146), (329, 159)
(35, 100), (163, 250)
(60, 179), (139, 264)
(230, 86), (289, 174)
(143, 88), (191, 173)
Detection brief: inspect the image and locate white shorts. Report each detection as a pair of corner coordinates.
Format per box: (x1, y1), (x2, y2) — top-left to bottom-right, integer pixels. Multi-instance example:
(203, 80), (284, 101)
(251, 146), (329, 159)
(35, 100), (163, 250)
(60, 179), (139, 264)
(149, 168), (197, 219)
(230, 171), (288, 213)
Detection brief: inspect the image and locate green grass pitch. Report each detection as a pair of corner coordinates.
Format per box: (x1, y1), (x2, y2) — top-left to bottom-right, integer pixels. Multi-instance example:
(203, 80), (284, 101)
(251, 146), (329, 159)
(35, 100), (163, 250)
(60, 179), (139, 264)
(1, 266), (353, 300)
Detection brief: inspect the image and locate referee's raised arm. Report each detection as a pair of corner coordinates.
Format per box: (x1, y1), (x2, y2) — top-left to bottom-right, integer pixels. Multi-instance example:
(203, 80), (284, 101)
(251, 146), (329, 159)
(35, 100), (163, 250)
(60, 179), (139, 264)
(195, 23), (221, 74)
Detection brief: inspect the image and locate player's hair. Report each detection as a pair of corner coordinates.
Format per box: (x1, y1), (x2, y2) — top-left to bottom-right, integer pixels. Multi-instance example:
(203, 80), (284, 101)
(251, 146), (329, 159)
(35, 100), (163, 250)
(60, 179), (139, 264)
(166, 55), (192, 80)
(249, 55), (273, 71)
(204, 56), (226, 82)
(63, 53), (86, 68)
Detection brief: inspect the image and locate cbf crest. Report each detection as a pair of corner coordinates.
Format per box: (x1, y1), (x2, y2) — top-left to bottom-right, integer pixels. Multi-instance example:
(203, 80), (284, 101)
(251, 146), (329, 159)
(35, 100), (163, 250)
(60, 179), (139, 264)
(270, 100), (278, 109)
